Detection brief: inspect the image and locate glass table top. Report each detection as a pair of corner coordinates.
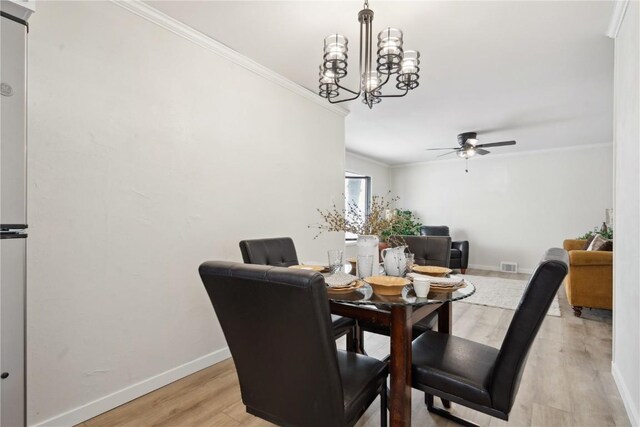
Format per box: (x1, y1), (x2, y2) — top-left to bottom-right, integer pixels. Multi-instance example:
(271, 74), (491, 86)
(326, 278), (476, 307)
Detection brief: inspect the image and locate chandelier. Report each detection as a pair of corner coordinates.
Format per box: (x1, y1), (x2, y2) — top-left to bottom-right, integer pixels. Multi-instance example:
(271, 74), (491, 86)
(318, 0), (421, 109)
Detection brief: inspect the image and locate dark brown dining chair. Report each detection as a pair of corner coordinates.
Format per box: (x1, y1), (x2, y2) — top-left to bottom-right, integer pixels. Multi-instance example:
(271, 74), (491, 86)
(239, 237), (357, 351)
(411, 248), (569, 426)
(199, 261), (388, 427)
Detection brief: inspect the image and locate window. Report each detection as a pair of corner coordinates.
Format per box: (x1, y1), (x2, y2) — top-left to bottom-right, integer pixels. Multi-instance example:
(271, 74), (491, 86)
(345, 173), (371, 241)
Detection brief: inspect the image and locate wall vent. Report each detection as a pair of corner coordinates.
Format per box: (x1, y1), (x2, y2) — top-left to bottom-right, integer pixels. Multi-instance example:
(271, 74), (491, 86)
(500, 262), (518, 273)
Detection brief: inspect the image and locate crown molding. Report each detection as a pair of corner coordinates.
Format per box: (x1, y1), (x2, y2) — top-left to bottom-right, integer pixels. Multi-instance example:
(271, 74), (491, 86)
(389, 142), (613, 168)
(346, 150), (391, 168)
(109, 0), (348, 117)
(606, 0), (630, 39)
(1, 0), (36, 21)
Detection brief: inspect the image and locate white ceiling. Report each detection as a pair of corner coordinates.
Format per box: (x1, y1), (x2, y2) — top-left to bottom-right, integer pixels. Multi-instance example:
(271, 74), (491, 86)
(146, 1), (615, 165)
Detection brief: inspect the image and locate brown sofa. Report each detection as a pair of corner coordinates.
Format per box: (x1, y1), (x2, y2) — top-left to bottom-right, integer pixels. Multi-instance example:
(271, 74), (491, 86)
(563, 239), (612, 317)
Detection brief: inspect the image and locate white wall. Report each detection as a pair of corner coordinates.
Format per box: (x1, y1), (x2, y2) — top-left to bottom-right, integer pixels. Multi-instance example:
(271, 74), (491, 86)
(612, 2), (640, 425)
(26, 2), (345, 425)
(344, 152), (391, 258)
(390, 145), (613, 273)
(345, 151), (391, 197)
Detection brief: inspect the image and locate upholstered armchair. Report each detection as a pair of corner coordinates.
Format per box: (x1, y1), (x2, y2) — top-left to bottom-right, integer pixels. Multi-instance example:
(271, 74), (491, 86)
(562, 239), (612, 317)
(420, 226), (469, 273)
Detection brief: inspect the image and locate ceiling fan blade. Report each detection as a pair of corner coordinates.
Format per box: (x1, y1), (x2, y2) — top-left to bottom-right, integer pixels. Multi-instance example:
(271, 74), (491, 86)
(425, 147), (460, 151)
(475, 148), (490, 155)
(475, 140), (516, 148)
(437, 150), (459, 158)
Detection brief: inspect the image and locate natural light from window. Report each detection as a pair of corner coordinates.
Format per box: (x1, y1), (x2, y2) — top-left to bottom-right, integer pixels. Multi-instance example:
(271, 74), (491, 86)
(345, 173), (371, 241)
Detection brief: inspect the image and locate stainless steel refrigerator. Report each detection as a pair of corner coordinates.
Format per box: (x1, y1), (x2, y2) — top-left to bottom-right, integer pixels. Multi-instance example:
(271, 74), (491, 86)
(1, 2), (32, 425)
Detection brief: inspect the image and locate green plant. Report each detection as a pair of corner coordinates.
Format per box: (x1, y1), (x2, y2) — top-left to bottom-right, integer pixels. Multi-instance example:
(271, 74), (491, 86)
(578, 225), (613, 240)
(380, 209), (423, 243)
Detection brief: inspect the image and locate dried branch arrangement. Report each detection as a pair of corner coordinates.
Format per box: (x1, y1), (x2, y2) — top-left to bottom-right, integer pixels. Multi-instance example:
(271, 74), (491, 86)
(310, 194), (400, 239)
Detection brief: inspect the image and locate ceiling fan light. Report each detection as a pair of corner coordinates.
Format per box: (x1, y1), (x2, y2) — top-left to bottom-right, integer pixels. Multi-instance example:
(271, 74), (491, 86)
(467, 138), (478, 146)
(456, 151), (468, 159)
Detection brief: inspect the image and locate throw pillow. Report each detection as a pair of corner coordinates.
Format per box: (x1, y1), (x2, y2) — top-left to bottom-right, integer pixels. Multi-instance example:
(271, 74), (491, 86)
(600, 240), (613, 251)
(587, 234), (609, 251)
(583, 234), (596, 250)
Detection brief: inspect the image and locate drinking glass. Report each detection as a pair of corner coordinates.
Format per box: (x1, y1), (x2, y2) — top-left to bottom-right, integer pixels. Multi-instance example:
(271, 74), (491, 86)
(404, 253), (415, 277)
(327, 249), (344, 274)
(357, 255), (374, 279)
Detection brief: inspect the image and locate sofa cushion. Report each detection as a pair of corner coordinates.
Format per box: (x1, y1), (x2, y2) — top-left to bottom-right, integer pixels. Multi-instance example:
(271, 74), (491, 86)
(582, 235), (596, 250)
(450, 248), (462, 259)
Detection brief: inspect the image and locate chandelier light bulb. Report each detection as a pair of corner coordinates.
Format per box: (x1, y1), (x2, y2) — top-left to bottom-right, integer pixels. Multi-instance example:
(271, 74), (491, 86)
(323, 34), (348, 61)
(400, 50), (420, 75)
(362, 71), (381, 92)
(319, 67), (335, 84)
(377, 27), (403, 56)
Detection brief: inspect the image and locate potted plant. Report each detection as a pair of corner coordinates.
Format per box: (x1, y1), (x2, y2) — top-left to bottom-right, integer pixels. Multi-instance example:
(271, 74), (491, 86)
(380, 209), (423, 244)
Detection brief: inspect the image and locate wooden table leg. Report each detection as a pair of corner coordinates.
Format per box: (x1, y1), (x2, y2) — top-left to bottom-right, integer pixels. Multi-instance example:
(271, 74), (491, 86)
(389, 305), (412, 427)
(438, 301), (452, 333)
(438, 301), (453, 409)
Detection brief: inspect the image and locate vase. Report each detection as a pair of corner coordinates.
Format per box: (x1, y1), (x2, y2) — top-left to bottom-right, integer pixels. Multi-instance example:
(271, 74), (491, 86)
(381, 245), (408, 277)
(356, 235), (379, 277)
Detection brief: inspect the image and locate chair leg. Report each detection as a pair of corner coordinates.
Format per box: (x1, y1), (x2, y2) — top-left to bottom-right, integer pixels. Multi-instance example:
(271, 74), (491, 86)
(346, 328), (357, 352)
(424, 393), (479, 427)
(357, 327), (368, 355)
(460, 268), (467, 274)
(425, 393), (434, 408)
(380, 385), (388, 427)
(442, 398), (451, 408)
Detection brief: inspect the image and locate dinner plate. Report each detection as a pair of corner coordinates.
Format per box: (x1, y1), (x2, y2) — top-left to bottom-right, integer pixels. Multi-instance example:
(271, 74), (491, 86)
(326, 280), (364, 293)
(429, 281), (468, 292)
(412, 265), (453, 276)
(288, 264), (327, 272)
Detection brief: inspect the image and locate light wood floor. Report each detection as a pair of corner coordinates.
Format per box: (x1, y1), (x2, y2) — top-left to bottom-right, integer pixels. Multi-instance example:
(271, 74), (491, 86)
(80, 269), (628, 427)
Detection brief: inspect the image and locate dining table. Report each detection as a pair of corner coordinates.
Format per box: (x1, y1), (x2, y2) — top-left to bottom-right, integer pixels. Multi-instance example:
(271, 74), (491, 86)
(326, 274), (476, 427)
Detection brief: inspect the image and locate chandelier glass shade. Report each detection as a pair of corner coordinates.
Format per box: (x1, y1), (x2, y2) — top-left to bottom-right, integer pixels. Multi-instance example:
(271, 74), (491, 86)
(318, 1), (420, 109)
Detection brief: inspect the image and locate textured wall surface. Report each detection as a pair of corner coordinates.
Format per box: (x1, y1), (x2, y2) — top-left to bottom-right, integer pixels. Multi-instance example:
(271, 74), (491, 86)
(27, 2), (345, 424)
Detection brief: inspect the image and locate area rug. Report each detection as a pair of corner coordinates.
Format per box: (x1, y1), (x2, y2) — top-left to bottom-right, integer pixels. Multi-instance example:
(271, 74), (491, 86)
(457, 274), (561, 317)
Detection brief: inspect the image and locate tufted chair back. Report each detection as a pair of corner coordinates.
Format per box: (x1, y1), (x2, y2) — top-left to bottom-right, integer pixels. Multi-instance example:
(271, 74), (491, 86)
(199, 261), (345, 426)
(420, 225), (450, 237)
(239, 237), (299, 267)
(394, 235), (452, 267)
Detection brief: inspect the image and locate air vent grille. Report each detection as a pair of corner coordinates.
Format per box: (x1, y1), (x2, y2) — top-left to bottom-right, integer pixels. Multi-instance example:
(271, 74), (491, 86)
(500, 262), (518, 273)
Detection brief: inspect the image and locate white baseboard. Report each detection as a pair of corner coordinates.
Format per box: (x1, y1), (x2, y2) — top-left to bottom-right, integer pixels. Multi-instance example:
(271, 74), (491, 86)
(612, 361), (639, 427)
(31, 347), (231, 427)
(467, 263), (534, 275)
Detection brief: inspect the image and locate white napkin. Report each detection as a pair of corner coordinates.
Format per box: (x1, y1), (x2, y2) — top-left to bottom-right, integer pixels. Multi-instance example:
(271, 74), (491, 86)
(407, 273), (464, 287)
(325, 272), (358, 288)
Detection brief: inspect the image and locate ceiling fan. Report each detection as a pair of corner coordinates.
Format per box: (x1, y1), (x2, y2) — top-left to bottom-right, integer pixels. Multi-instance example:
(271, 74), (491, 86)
(426, 132), (517, 172)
